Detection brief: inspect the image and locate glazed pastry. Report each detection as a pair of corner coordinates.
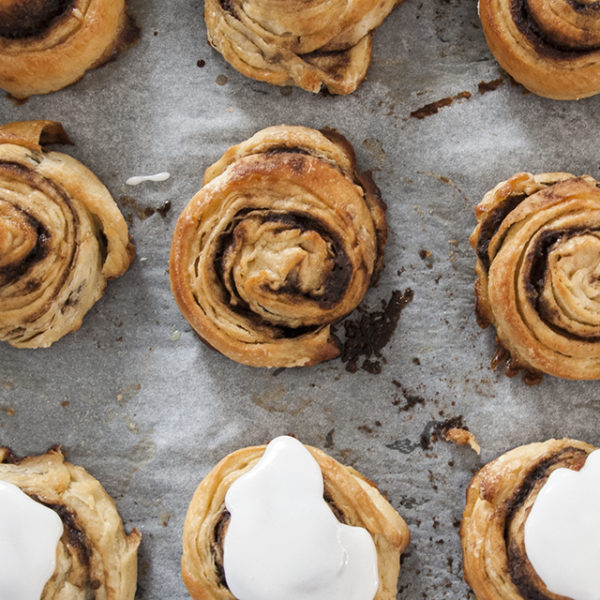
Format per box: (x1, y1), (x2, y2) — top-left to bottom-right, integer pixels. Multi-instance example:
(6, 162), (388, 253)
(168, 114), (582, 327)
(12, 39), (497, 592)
(0, 120), (134, 348)
(471, 172), (600, 381)
(204, 0), (401, 94)
(0, 446), (141, 599)
(170, 125), (386, 368)
(0, 0), (139, 98)
(479, 0), (600, 99)
(182, 436), (410, 600)
(461, 438), (597, 600)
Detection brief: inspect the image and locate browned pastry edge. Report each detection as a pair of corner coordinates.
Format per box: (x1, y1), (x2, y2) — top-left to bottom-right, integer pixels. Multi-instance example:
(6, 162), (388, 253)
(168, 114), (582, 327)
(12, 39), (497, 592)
(461, 439), (596, 600)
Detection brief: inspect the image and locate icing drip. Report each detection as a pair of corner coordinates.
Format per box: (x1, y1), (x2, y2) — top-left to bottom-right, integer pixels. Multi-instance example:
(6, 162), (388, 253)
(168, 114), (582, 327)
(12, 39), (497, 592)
(525, 449), (600, 600)
(0, 481), (63, 600)
(223, 436), (379, 600)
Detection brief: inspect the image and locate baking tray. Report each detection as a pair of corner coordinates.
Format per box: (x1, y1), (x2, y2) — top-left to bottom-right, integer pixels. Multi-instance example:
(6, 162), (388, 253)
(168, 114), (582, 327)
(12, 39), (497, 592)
(1, 0), (600, 598)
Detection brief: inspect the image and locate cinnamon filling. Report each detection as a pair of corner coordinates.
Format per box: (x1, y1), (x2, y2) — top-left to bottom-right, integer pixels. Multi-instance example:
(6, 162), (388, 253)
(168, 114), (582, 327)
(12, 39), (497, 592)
(475, 193), (526, 270)
(0, 0), (74, 39)
(504, 447), (589, 599)
(510, 0), (600, 57)
(0, 207), (49, 286)
(523, 227), (600, 342)
(214, 209), (353, 331)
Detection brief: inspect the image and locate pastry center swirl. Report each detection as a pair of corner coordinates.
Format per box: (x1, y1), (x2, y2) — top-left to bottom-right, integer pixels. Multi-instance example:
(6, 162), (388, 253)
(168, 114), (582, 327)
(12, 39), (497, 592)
(0, 0), (75, 39)
(0, 201), (49, 285)
(216, 210), (352, 327)
(525, 228), (600, 341)
(511, 0), (600, 54)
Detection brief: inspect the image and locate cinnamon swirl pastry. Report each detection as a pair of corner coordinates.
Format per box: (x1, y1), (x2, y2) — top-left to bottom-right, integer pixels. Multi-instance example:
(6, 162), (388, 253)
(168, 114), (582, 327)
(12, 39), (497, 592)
(461, 438), (597, 600)
(0, 0), (139, 98)
(0, 120), (134, 348)
(0, 446), (141, 600)
(471, 172), (600, 381)
(204, 0), (401, 94)
(170, 125), (386, 368)
(479, 0), (600, 99)
(181, 437), (410, 600)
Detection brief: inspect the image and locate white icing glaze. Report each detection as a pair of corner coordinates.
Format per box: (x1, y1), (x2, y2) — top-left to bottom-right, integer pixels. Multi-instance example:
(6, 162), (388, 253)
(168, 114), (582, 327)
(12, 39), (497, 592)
(125, 172), (170, 186)
(0, 480), (63, 600)
(524, 449), (600, 600)
(223, 436), (379, 600)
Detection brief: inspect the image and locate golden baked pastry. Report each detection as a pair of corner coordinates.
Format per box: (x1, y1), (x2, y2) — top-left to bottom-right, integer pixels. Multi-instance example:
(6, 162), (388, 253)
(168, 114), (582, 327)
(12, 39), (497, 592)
(0, 446), (141, 600)
(170, 125), (386, 368)
(461, 438), (596, 600)
(0, 120), (134, 348)
(479, 0), (600, 99)
(0, 0), (139, 98)
(182, 440), (410, 600)
(204, 0), (401, 94)
(471, 172), (600, 381)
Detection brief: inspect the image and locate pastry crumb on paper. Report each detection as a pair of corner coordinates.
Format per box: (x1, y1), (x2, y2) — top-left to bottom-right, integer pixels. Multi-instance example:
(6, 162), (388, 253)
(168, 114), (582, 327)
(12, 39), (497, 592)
(444, 428), (481, 455)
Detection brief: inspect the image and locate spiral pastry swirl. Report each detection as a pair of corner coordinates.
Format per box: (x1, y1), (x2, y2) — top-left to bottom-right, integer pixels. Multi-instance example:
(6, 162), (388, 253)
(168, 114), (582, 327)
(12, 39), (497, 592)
(0, 120), (134, 348)
(461, 438), (596, 600)
(182, 442), (410, 600)
(479, 0), (600, 99)
(204, 0), (401, 94)
(0, 446), (141, 600)
(170, 125), (386, 368)
(0, 0), (139, 98)
(471, 172), (600, 380)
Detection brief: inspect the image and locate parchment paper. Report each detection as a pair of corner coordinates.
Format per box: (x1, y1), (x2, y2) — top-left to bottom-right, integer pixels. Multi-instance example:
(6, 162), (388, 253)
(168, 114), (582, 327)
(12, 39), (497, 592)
(1, 0), (599, 598)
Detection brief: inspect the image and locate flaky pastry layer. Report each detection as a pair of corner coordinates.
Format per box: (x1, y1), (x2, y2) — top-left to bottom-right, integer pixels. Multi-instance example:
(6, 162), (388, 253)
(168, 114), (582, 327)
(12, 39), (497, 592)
(170, 125), (386, 368)
(471, 172), (600, 380)
(479, 0), (600, 99)
(0, 120), (134, 348)
(204, 0), (401, 94)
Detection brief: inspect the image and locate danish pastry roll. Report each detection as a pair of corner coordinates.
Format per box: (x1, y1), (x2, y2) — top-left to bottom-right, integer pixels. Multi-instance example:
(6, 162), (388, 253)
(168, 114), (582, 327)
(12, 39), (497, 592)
(0, 120), (134, 348)
(182, 436), (410, 600)
(461, 438), (597, 600)
(0, 0), (139, 98)
(0, 447), (140, 600)
(479, 0), (600, 99)
(204, 0), (401, 94)
(471, 172), (600, 380)
(170, 125), (387, 368)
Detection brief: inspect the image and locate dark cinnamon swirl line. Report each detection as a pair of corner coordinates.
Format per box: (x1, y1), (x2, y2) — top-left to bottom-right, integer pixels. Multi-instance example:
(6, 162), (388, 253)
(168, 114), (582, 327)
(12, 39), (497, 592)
(214, 210), (353, 310)
(503, 447), (589, 600)
(568, 0), (600, 12)
(0, 162), (83, 331)
(523, 227), (600, 343)
(0, 161), (77, 288)
(0, 210), (49, 286)
(0, 0), (73, 40)
(475, 193), (527, 271)
(35, 497), (93, 571)
(510, 0), (600, 57)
